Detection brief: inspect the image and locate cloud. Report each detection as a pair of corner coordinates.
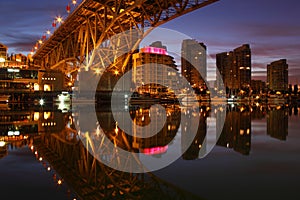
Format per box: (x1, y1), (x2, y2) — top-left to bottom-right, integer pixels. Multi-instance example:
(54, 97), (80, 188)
(0, 0), (68, 54)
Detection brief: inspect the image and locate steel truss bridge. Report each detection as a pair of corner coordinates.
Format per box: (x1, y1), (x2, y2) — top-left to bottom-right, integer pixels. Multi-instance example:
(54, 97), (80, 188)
(33, 0), (218, 76)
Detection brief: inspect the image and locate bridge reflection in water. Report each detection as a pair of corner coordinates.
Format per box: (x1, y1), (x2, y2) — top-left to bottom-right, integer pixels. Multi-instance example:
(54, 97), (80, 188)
(32, 103), (204, 200)
(1, 102), (293, 199)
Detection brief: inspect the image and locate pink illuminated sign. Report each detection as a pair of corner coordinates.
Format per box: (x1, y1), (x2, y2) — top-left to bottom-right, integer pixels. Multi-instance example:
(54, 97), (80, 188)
(141, 46), (168, 55)
(141, 145), (168, 155)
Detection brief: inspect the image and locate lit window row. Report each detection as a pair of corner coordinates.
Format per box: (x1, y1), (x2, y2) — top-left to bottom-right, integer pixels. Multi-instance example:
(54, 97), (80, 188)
(239, 67), (251, 70)
(42, 122), (57, 127)
(42, 77), (56, 81)
(239, 128), (250, 135)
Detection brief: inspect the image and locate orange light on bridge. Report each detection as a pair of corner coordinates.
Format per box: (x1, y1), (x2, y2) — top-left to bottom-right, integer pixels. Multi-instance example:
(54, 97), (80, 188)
(114, 70), (119, 75)
(57, 179), (63, 185)
(72, 0), (77, 5)
(94, 68), (101, 75)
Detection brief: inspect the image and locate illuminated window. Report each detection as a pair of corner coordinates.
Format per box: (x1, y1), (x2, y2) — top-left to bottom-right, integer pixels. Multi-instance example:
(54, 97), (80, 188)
(44, 112), (51, 120)
(34, 112), (39, 121)
(240, 130), (244, 135)
(44, 84), (51, 91)
(34, 83), (39, 91)
(247, 129), (250, 134)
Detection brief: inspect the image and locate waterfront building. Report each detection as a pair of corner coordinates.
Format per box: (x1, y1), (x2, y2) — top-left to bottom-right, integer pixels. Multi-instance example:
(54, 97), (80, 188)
(0, 68), (64, 92)
(289, 84), (293, 94)
(294, 85), (298, 95)
(0, 53), (29, 68)
(0, 43), (8, 64)
(0, 67), (65, 102)
(216, 52), (234, 94)
(267, 59), (288, 93)
(181, 39), (207, 92)
(39, 70), (65, 92)
(132, 41), (179, 95)
(216, 44), (251, 97)
(251, 80), (266, 94)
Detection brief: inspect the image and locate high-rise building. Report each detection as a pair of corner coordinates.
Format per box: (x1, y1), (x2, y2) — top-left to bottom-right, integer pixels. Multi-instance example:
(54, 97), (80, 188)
(132, 41), (179, 95)
(267, 59), (288, 92)
(216, 52), (234, 92)
(181, 39), (207, 90)
(234, 44), (251, 89)
(216, 44), (251, 96)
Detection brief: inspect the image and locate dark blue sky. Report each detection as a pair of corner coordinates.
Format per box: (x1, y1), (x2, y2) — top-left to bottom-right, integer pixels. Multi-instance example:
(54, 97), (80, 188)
(0, 0), (299, 83)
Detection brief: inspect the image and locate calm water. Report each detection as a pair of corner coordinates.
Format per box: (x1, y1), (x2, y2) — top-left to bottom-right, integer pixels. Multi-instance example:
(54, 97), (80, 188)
(0, 103), (299, 200)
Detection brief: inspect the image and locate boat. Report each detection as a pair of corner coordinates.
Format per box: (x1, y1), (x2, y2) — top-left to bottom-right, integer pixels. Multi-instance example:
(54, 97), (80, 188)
(0, 95), (10, 103)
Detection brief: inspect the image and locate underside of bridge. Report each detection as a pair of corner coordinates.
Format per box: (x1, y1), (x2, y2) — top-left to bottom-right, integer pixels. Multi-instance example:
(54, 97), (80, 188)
(32, 0), (218, 84)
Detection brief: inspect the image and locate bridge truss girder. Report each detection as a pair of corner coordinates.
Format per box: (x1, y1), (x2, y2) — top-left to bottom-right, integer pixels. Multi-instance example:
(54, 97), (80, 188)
(33, 0), (218, 76)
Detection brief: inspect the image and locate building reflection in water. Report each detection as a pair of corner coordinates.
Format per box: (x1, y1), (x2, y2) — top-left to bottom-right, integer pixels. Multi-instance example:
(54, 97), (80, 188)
(0, 103), (72, 159)
(181, 105), (208, 160)
(217, 104), (251, 155)
(0, 104), (66, 137)
(96, 103), (181, 155)
(267, 105), (289, 140)
(0, 102), (297, 199)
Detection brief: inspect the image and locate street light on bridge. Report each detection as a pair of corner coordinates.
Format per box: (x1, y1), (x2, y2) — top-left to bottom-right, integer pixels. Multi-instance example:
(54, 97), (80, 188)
(56, 16), (63, 24)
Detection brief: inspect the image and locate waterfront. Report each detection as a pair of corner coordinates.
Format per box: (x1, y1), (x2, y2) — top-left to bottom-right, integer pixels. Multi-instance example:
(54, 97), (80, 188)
(0, 102), (299, 199)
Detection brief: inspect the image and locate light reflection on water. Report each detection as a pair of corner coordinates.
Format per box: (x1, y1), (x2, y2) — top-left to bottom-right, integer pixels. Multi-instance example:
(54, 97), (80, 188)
(0, 103), (299, 199)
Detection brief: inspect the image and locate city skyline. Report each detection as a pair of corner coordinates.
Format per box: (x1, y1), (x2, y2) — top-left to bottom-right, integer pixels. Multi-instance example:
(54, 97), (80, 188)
(0, 0), (299, 84)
